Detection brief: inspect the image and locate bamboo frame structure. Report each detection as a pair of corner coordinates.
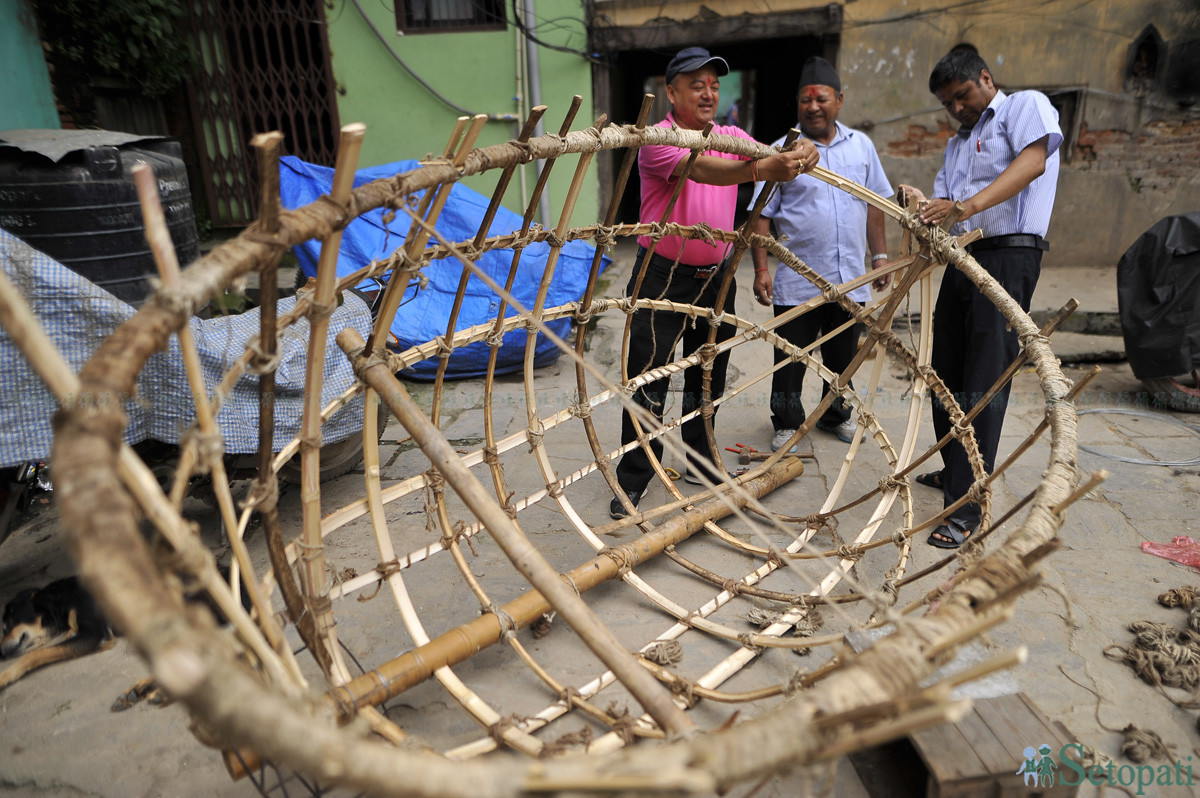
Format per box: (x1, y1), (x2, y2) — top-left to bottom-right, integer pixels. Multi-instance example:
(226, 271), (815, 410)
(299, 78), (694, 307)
(0, 110), (1088, 796)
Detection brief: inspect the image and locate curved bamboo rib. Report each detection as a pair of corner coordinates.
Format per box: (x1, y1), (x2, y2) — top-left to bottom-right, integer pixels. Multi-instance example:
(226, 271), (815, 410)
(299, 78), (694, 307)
(9, 111), (1088, 796)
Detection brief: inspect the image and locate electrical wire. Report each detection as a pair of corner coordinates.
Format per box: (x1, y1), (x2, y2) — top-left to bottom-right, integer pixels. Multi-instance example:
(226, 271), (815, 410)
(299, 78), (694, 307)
(1077, 407), (1200, 468)
(510, 0), (602, 63)
(350, 0), (518, 120)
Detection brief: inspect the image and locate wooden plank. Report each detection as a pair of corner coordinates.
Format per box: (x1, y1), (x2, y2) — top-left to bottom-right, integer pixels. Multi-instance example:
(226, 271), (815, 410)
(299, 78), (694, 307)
(909, 694), (1080, 798)
(910, 714), (990, 785)
(935, 774), (997, 798)
(954, 704), (1021, 775)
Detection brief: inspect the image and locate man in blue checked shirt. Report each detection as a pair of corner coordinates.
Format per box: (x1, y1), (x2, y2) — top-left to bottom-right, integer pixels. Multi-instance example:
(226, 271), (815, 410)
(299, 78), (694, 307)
(898, 48), (1062, 549)
(749, 56), (893, 455)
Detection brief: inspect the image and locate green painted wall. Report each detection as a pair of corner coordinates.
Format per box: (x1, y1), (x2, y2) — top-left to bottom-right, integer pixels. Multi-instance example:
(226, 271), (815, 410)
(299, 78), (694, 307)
(327, 0), (598, 226)
(0, 0), (60, 130)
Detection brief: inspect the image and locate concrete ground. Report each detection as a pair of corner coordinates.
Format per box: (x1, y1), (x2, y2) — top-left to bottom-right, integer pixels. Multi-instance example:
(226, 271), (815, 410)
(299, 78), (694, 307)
(2, 241), (1199, 797)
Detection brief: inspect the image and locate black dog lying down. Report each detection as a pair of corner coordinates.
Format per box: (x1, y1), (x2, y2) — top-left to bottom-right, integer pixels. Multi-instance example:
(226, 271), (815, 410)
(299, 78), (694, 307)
(1, 576), (114, 689)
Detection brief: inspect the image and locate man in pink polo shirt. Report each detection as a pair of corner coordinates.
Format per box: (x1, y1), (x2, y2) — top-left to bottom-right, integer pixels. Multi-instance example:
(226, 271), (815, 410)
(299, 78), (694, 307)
(611, 46), (819, 519)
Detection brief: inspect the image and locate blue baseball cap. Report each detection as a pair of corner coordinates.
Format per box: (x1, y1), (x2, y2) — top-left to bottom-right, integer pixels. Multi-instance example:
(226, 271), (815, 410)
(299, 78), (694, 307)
(665, 47), (730, 84)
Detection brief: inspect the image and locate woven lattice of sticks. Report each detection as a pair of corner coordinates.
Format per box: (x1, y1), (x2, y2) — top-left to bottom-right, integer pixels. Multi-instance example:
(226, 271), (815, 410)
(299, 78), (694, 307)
(0, 110), (1093, 796)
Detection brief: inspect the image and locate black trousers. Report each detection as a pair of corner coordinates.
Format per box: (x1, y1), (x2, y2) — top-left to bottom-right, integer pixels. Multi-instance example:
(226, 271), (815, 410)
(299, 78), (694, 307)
(616, 249), (737, 493)
(770, 302), (859, 431)
(932, 245), (1042, 530)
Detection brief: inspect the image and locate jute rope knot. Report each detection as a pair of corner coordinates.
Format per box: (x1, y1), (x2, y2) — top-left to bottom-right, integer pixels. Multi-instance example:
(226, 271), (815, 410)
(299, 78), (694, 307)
(668, 678), (697, 707)
(891, 528), (909, 547)
(784, 669), (809, 696)
(486, 603), (518, 642)
(1019, 331), (1050, 350)
(878, 474), (908, 492)
(345, 343), (391, 374)
(1120, 724), (1176, 763)
(1159, 586), (1200, 609)
(546, 480), (564, 499)
(572, 302), (593, 327)
(307, 298), (337, 323)
(150, 287), (197, 321)
(180, 429), (225, 474)
(688, 221), (717, 245)
(244, 340), (284, 376)
(746, 607), (782, 628)
(434, 335), (454, 358)
(424, 467), (445, 493)
(965, 480), (989, 505)
(568, 398), (593, 419)
(600, 545), (635, 576)
(836, 544), (864, 562)
(951, 418), (974, 440)
(511, 139), (534, 163)
(531, 613), (554, 639)
(482, 445), (501, 466)
(615, 296), (638, 315)
(593, 224), (616, 249)
(241, 475), (279, 514)
(737, 633), (764, 654)
(706, 312), (724, 329)
(646, 222), (669, 243)
(484, 328), (506, 348)
(526, 419), (546, 452)
(487, 716), (517, 743)
(643, 640), (683, 666)
(721, 579), (742, 596)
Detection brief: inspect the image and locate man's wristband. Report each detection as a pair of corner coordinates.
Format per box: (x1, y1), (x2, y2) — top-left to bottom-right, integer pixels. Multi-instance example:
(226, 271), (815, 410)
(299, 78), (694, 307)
(871, 253), (888, 262)
(749, 158), (760, 182)
(754, 265), (768, 273)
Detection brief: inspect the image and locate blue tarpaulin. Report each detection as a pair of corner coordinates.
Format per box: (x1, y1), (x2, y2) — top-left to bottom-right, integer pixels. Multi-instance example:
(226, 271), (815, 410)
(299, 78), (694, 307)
(280, 157), (608, 381)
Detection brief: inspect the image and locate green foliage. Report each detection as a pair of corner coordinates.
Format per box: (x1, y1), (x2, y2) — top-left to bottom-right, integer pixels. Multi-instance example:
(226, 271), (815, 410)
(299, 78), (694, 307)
(32, 0), (190, 98)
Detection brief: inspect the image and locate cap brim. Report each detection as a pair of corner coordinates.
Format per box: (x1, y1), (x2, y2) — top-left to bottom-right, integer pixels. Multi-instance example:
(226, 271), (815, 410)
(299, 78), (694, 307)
(668, 56), (730, 82)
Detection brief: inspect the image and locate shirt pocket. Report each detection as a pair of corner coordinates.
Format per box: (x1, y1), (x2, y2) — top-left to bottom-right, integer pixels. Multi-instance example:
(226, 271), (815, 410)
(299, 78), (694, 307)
(838, 155), (871, 185)
(970, 122), (1014, 183)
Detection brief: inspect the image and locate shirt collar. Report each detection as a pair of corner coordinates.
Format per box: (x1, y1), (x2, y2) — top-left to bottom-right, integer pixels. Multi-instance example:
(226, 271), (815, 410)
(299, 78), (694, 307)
(810, 121), (849, 148)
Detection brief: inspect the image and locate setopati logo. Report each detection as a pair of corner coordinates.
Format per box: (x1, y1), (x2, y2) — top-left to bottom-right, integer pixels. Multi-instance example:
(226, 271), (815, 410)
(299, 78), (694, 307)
(1016, 743), (1195, 794)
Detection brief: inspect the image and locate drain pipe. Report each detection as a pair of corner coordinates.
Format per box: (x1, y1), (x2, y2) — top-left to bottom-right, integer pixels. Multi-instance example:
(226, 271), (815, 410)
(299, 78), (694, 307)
(522, 0), (552, 227)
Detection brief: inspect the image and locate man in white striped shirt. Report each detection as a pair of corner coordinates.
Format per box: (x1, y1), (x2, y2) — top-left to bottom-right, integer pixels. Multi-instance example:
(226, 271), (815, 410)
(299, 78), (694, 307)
(899, 48), (1062, 549)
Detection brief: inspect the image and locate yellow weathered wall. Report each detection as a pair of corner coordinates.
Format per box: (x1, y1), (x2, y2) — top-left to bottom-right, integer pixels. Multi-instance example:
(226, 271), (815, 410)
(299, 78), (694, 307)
(838, 0), (1200, 266)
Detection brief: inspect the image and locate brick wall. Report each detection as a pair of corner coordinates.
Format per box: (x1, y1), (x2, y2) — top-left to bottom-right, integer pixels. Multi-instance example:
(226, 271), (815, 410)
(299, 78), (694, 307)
(1074, 119), (1200, 194)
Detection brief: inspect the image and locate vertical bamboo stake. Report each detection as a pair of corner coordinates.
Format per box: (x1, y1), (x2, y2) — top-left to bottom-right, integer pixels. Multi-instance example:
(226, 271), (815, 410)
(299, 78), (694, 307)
(298, 123), (366, 668)
(430, 107), (546, 407)
(369, 115), (478, 356)
(248, 132), (334, 675)
(574, 95), (654, 507)
(131, 164), (303, 684)
(481, 99), (580, 500)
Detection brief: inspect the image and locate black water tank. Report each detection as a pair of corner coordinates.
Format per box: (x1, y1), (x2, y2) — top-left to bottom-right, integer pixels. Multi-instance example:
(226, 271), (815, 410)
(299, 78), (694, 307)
(0, 131), (198, 305)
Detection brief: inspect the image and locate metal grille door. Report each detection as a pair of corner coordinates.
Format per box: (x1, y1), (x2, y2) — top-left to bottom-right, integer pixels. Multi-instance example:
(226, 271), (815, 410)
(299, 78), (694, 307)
(186, 0), (341, 227)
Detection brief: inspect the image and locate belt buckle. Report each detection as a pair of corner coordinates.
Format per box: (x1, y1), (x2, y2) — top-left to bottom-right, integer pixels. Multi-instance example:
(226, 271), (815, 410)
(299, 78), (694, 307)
(693, 266), (716, 279)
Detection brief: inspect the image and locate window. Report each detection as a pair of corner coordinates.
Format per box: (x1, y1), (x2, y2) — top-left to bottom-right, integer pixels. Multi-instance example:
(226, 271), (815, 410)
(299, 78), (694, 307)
(1125, 25), (1166, 94)
(396, 0), (506, 33)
